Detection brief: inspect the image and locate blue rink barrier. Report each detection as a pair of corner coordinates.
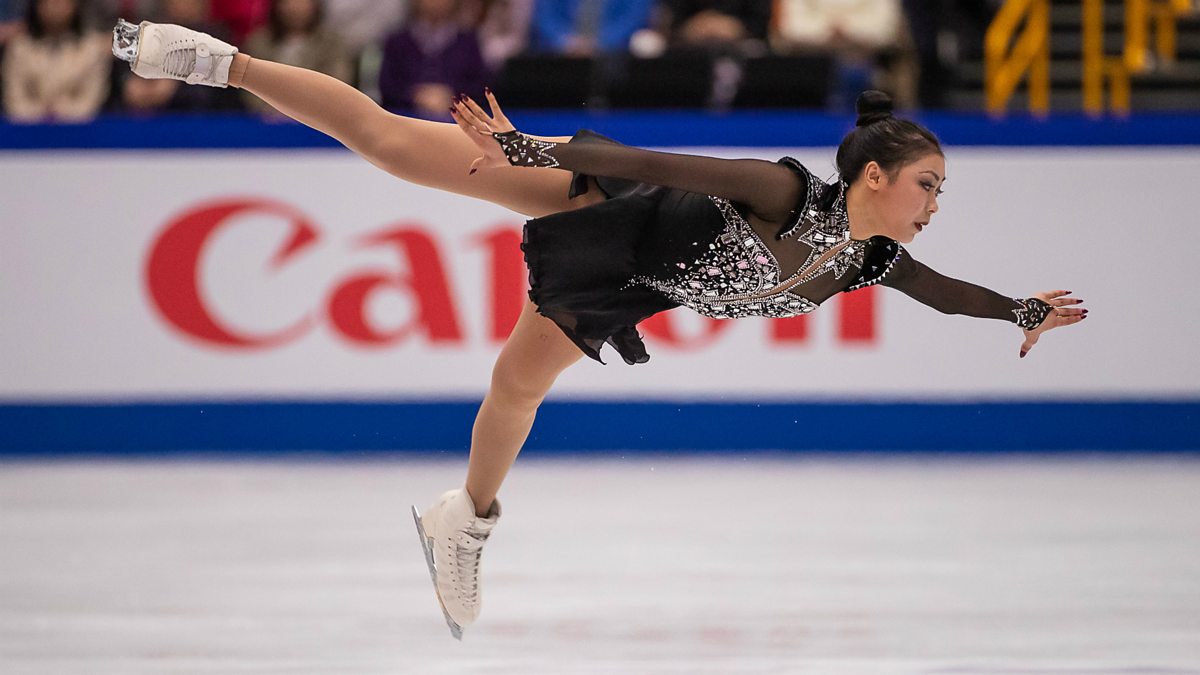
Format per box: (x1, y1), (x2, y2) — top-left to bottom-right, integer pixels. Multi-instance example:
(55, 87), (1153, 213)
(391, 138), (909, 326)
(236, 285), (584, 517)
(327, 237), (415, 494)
(3, 111), (1200, 149)
(1, 400), (1197, 456)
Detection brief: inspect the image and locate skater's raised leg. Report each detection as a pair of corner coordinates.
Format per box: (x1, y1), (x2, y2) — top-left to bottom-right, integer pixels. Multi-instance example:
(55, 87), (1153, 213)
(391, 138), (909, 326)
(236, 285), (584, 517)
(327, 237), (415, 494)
(113, 19), (603, 218)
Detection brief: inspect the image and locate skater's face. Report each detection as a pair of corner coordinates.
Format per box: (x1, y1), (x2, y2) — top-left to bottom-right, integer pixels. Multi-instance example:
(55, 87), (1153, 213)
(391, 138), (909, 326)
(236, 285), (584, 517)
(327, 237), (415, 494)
(861, 152), (945, 244)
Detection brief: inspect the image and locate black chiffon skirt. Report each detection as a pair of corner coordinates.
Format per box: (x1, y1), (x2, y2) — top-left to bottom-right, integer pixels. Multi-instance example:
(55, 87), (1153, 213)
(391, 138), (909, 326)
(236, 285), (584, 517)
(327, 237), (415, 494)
(520, 130), (732, 365)
(521, 171), (679, 365)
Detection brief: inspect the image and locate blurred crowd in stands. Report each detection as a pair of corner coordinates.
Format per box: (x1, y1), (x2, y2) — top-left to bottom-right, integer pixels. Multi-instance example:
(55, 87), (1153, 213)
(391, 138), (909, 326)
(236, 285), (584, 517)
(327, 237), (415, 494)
(0, 0), (997, 123)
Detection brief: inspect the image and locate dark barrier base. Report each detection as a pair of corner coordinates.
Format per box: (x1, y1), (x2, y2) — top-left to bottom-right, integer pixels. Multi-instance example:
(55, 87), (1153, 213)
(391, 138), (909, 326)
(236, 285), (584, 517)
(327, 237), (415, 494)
(1, 400), (1197, 456)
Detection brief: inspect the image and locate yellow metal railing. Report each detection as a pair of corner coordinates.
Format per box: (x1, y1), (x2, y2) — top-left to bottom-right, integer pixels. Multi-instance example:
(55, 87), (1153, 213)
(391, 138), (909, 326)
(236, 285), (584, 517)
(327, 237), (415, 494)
(988, 0), (1195, 116)
(985, 0), (1051, 116)
(1122, 0), (1193, 71)
(1082, 0), (1131, 114)
(1083, 0), (1193, 115)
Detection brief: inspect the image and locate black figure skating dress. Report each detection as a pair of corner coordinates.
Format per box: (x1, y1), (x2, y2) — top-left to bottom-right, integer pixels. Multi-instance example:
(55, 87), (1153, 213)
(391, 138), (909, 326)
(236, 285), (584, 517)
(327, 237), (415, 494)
(515, 130), (1049, 364)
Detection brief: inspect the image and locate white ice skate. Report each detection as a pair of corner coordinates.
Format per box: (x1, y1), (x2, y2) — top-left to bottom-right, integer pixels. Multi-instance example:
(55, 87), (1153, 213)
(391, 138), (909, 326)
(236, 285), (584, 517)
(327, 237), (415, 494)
(112, 18), (238, 87)
(411, 489), (500, 640)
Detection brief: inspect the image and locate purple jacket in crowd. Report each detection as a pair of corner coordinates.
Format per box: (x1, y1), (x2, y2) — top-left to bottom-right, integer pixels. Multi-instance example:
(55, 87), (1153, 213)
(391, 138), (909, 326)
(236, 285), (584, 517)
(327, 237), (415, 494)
(379, 21), (490, 114)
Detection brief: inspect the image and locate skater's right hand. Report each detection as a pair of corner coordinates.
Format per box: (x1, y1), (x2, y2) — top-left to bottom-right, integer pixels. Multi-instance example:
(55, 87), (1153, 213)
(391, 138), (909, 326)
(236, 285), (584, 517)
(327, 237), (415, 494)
(450, 90), (517, 175)
(1018, 289), (1088, 359)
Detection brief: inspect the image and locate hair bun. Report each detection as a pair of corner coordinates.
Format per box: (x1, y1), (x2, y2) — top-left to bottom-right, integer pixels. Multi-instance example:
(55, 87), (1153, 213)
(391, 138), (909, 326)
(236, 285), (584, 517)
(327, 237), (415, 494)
(855, 90), (894, 127)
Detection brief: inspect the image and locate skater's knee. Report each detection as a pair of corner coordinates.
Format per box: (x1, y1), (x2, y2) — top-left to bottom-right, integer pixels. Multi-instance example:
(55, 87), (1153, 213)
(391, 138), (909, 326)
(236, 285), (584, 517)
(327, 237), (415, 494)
(486, 362), (554, 412)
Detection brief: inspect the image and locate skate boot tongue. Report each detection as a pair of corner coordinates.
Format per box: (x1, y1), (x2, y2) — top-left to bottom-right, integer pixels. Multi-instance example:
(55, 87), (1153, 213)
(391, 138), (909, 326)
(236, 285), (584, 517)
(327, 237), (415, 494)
(454, 513), (496, 587)
(455, 525), (491, 564)
(454, 529), (488, 605)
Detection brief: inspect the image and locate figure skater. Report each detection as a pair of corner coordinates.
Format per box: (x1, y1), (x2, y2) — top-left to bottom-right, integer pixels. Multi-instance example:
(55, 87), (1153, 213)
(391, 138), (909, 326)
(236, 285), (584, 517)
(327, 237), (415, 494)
(110, 19), (1087, 639)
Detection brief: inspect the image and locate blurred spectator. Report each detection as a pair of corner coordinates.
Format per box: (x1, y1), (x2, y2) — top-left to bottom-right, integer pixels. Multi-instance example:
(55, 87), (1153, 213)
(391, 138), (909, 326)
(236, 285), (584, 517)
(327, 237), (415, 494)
(210, 0), (269, 45)
(2, 0), (110, 122)
(771, 0), (916, 109)
(152, 0), (211, 25)
(1, 0), (26, 48)
(242, 0), (351, 114)
(465, 0), (533, 71)
(530, 0), (653, 56)
(660, 0), (769, 53)
(117, 0), (243, 114)
(93, 0), (157, 25)
(323, 0), (407, 55)
(322, 0), (406, 99)
(903, 0), (994, 109)
(379, 0), (487, 118)
(0, 0), (25, 19)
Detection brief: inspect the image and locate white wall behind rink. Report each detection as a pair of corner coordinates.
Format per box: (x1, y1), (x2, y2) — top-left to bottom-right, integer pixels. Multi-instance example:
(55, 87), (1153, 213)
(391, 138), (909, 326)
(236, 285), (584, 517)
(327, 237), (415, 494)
(1, 146), (1193, 401)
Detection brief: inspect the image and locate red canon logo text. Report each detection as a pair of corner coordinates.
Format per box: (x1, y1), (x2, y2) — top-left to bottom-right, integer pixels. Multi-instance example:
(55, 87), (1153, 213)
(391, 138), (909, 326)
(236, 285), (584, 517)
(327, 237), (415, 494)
(145, 199), (878, 351)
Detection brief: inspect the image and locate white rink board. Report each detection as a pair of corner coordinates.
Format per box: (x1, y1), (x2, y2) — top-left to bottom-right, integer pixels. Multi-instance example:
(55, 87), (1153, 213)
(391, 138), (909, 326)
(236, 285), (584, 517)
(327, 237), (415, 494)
(1, 147), (1195, 400)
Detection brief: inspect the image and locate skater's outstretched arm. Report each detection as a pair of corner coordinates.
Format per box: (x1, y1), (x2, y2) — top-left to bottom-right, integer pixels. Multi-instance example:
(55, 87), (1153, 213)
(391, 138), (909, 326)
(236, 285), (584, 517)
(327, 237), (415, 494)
(451, 92), (808, 223)
(881, 251), (1088, 358)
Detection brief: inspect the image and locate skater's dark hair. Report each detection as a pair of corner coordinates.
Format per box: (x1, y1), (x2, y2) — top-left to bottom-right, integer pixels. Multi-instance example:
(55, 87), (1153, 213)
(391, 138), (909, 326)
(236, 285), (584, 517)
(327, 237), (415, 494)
(25, 0), (86, 39)
(267, 0), (326, 42)
(836, 91), (943, 186)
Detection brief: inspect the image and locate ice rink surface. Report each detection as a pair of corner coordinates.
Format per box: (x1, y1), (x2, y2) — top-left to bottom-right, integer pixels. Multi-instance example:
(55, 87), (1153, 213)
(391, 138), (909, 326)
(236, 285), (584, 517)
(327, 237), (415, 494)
(1, 455), (1198, 674)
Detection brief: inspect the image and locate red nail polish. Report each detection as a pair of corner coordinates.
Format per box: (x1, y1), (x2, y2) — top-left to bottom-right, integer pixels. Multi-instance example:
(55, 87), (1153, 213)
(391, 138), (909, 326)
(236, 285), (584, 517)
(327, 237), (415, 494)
(469, 169), (476, 175)
(1020, 352), (1026, 358)
(484, 86), (491, 93)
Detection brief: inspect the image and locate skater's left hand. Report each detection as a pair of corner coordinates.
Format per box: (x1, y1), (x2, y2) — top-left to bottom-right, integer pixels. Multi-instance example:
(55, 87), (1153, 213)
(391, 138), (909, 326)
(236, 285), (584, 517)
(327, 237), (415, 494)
(1019, 289), (1088, 359)
(451, 90), (517, 175)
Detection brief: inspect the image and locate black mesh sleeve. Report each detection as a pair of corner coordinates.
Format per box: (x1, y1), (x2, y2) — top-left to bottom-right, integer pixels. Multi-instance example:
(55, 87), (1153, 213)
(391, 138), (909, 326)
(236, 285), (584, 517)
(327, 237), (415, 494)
(882, 248), (1043, 326)
(493, 129), (806, 221)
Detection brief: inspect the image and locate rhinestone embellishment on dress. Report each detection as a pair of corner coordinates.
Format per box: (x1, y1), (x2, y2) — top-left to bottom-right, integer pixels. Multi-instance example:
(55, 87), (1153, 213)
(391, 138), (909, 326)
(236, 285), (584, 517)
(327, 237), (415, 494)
(626, 197), (821, 320)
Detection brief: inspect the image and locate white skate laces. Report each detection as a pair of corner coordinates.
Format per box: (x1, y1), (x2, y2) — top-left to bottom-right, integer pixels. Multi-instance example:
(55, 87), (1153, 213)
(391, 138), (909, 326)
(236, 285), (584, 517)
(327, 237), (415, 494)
(412, 489), (500, 640)
(447, 522), (492, 608)
(112, 18), (238, 88)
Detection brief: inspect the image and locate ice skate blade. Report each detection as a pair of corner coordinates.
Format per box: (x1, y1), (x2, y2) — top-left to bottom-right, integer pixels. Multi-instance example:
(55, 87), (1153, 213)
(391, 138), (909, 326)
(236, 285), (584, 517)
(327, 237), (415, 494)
(411, 505), (464, 641)
(112, 19), (140, 63)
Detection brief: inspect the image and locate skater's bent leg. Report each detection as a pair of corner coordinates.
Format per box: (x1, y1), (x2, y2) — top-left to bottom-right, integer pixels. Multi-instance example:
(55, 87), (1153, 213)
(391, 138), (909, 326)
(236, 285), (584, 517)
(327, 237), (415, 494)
(226, 54), (601, 218)
(465, 301), (582, 516)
